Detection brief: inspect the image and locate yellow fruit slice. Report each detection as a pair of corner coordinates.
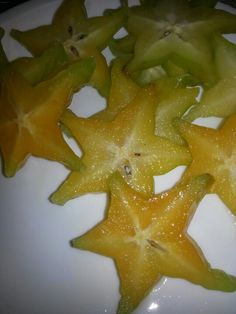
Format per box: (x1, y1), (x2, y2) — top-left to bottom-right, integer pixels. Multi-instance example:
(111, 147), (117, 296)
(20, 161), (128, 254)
(0, 58), (95, 177)
(72, 173), (236, 314)
(51, 86), (191, 204)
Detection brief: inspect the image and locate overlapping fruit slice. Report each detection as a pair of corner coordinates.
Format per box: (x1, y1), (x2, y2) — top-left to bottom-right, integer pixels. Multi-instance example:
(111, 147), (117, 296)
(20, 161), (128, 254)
(125, 0), (236, 85)
(11, 0), (126, 97)
(51, 86), (191, 205)
(186, 35), (236, 121)
(0, 57), (95, 177)
(72, 173), (236, 314)
(177, 115), (236, 215)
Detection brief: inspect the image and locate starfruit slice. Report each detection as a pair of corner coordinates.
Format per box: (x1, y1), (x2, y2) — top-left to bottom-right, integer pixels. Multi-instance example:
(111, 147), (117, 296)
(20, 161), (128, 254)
(177, 115), (236, 215)
(11, 0), (126, 57)
(126, 0), (236, 86)
(11, 0), (125, 98)
(0, 57), (95, 177)
(72, 173), (236, 314)
(185, 35), (236, 121)
(51, 86), (191, 204)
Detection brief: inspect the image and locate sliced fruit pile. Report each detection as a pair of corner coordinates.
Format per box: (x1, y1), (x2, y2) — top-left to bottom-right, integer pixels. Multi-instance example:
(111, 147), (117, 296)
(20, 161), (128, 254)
(1, 0), (236, 313)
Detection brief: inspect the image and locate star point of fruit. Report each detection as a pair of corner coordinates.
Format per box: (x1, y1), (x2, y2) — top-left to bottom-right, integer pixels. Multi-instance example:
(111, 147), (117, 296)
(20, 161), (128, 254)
(92, 57), (140, 121)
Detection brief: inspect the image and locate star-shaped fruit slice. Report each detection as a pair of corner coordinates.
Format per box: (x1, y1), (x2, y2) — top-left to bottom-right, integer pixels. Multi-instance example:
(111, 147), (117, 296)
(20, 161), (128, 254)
(11, 0), (125, 57)
(0, 57), (95, 177)
(177, 115), (236, 215)
(11, 0), (125, 98)
(125, 0), (236, 86)
(72, 173), (236, 314)
(51, 86), (191, 204)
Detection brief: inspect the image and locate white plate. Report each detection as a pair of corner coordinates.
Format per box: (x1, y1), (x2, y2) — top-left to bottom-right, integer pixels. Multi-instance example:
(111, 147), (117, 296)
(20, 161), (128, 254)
(0, 1), (236, 314)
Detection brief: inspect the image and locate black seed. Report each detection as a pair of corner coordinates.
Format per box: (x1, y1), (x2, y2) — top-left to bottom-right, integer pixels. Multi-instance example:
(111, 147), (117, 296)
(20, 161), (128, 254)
(70, 46), (80, 57)
(68, 25), (73, 36)
(160, 30), (172, 39)
(134, 153), (141, 157)
(147, 239), (167, 252)
(77, 33), (87, 40)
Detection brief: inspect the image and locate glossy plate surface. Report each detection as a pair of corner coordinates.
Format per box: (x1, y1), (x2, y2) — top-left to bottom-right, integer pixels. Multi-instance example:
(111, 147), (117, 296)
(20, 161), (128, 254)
(0, 1), (236, 314)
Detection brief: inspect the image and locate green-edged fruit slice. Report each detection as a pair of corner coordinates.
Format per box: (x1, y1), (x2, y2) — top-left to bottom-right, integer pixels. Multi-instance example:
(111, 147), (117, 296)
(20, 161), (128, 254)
(126, 0), (236, 86)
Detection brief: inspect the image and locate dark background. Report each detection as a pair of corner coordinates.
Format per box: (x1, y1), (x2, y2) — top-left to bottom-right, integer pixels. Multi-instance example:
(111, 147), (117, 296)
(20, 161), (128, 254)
(0, 1), (29, 13)
(0, 0), (236, 14)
